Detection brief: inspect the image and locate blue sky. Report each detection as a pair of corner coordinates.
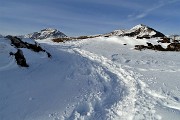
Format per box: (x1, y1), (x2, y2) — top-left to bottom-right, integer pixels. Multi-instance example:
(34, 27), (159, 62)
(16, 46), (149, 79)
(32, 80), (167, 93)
(0, 0), (180, 36)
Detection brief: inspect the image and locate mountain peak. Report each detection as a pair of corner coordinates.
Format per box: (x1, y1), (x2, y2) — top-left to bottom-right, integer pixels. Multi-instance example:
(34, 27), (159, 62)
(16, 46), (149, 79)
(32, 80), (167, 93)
(41, 28), (57, 32)
(131, 24), (148, 30)
(104, 24), (166, 38)
(25, 28), (67, 40)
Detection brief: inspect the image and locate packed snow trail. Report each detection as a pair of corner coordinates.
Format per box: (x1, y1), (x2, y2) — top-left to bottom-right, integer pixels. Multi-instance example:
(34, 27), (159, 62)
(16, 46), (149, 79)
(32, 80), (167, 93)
(69, 48), (137, 120)
(40, 42), (137, 120)
(69, 48), (163, 120)
(38, 42), (139, 120)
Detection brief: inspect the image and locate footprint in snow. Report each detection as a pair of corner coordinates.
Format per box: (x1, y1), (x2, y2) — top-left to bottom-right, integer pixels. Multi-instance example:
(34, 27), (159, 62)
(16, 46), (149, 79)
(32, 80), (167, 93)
(111, 54), (119, 61)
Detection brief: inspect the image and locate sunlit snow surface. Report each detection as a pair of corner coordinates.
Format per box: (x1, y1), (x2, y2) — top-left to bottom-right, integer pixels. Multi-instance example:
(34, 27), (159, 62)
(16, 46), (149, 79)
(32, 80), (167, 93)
(0, 36), (180, 120)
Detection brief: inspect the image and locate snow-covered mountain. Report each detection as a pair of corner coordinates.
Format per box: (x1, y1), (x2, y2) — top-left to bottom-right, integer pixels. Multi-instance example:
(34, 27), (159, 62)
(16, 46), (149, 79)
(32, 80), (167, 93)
(25, 28), (67, 39)
(104, 24), (166, 38)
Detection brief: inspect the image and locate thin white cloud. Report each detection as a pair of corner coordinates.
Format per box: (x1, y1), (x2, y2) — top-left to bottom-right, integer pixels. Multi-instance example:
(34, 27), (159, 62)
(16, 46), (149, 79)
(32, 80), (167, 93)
(128, 0), (180, 21)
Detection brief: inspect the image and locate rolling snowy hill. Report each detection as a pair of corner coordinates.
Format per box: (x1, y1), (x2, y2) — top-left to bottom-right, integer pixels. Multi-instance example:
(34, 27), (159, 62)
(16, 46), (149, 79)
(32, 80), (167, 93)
(0, 25), (180, 120)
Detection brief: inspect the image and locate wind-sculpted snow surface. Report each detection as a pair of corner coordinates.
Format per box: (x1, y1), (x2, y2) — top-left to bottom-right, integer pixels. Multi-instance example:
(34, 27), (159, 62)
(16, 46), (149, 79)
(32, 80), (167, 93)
(0, 36), (180, 120)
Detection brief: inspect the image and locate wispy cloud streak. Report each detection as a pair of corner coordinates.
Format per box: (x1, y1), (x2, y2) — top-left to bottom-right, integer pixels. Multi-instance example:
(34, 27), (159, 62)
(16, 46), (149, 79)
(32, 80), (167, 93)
(128, 0), (180, 20)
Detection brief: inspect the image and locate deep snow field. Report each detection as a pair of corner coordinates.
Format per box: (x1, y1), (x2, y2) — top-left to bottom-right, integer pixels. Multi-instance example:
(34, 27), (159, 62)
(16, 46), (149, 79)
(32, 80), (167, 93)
(0, 36), (180, 120)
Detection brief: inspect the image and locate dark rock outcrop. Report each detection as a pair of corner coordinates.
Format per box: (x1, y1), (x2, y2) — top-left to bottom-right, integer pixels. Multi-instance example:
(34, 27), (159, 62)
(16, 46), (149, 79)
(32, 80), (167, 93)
(6, 36), (51, 57)
(158, 37), (170, 43)
(153, 45), (165, 51)
(167, 43), (180, 51)
(137, 36), (151, 39)
(10, 49), (29, 67)
(6, 36), (27, 48)
(146, 42), (154, 49)
(6, 36), (51, 67)
(135, 42), (165, 51)
(135, 42), (180, 51)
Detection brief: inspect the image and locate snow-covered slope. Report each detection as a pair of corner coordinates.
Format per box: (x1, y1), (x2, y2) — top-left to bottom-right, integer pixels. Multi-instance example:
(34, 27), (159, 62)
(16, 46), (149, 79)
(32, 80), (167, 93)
(25, 28), (67, 40)
(104, 24), (166, 38)
(0, 35), (180, 120)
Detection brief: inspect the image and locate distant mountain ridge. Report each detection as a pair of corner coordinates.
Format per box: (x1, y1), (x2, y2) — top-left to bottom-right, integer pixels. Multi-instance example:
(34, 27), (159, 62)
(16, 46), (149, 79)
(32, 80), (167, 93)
(21, 24), (166, 40)
(104, 24), (166, 39)
(24, 28), (67, 40)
